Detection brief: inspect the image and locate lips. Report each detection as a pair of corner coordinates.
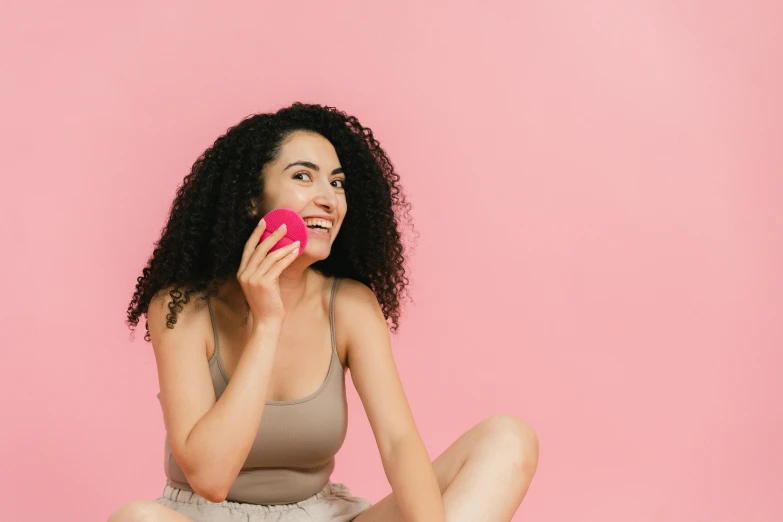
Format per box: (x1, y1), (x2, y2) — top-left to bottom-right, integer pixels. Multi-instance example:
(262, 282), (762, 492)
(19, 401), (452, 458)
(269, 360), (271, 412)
(307, 227), (330, 238)
(302, 215), (335, 223)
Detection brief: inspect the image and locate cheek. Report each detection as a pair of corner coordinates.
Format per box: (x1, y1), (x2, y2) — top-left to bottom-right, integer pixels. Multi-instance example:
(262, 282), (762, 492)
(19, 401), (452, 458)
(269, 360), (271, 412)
(266, 184), (309, 206)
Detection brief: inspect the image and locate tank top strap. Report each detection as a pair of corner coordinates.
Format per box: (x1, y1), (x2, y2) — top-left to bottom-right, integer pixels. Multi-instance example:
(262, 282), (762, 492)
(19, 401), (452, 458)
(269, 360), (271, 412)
(329, 276), (341, 358)
(206, 295), (220, 361)
(208, 281), (338, 364)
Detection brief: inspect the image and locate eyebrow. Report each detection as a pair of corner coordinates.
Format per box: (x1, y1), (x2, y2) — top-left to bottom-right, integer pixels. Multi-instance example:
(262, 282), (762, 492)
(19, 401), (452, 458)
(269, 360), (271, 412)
(283, 161), (344, 175)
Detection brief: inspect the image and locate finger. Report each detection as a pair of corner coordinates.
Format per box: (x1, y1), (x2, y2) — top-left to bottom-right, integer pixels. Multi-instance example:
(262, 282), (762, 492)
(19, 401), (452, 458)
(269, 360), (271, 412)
(256, 223), (288, 251)
(239, 219), (268, 275)
(240, 222), (287, 277)
(245, 224), (289, 271)
(252, 241), (300, 278)
(264, 244), (301, 280)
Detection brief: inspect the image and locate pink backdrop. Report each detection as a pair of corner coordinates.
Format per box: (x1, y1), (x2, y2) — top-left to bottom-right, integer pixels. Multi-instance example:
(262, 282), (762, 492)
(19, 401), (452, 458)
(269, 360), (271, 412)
(2, 2), (781, 521)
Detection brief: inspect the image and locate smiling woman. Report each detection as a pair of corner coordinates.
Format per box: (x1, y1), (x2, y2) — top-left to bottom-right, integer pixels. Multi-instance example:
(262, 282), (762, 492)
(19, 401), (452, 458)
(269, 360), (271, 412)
(110, 102), (538, 522)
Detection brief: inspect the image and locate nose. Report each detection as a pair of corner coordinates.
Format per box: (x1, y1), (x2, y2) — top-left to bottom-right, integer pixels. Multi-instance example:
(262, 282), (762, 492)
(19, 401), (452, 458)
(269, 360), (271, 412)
(313, 177), (338, 210)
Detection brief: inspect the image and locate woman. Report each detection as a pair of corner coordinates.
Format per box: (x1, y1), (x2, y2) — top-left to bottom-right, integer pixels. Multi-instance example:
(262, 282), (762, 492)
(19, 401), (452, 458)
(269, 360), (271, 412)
(109, 102), (538, 522)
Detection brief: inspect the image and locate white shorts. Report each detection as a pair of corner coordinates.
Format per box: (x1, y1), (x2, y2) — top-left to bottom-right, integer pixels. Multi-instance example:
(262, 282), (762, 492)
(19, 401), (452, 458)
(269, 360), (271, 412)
(155, 480), (372, 521)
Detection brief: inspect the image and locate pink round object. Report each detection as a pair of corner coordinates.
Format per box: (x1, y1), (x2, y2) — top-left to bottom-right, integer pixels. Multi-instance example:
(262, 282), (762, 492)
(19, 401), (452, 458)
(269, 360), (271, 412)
(258, 208), (309, 254)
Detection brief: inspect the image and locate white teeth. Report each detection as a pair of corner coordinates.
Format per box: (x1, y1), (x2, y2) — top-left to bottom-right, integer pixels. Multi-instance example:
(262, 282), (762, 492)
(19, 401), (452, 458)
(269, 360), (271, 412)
(304, 218), (332, 229)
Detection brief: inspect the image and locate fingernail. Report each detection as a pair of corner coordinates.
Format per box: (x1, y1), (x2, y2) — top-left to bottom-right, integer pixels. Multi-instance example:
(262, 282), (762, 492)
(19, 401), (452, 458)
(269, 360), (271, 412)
(259, 218), (265, 227)
(278, 223), (287, 231)
(292, 240), (300, 246)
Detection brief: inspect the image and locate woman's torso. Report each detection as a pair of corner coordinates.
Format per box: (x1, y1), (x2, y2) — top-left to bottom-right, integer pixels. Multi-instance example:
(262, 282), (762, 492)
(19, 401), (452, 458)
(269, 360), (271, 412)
(159, 273), (351, 505)
(208, 273), (350, 399)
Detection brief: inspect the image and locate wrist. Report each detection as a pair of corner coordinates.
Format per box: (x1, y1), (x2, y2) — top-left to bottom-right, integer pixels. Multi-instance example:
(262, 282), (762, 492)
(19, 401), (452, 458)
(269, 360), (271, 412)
(251, 319), (283, 337)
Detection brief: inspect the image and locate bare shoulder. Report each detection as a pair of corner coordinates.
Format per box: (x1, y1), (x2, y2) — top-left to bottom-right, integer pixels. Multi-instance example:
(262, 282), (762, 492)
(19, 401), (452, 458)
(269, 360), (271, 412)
(335, 277), (380, 306)
(147, 285), (211, 362)
(147, 285), (210, 330)
(332, 277), (387, 370)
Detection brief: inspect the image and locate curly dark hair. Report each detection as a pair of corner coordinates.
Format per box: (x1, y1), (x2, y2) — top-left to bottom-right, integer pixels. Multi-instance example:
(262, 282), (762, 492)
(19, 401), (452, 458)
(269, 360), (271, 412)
(126, 102), (417, 343)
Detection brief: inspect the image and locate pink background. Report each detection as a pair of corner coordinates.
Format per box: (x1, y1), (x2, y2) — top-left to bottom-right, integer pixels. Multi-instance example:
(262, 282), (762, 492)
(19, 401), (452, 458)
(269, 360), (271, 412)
(2, 2), (781, 521)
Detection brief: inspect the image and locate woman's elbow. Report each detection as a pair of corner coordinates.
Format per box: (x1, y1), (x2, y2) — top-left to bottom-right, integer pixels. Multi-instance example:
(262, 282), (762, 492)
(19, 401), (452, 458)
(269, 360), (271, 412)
(188, 469), (229, 503)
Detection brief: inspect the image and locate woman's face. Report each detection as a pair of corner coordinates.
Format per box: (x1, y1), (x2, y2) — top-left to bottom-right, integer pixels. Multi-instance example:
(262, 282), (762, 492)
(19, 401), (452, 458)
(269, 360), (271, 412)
(259, 130), (347, 261)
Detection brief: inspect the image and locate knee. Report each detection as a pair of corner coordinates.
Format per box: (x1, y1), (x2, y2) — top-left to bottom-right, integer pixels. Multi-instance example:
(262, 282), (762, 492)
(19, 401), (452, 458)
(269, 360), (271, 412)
(477, 414), (539, 474)
(107, 500), (164, 522)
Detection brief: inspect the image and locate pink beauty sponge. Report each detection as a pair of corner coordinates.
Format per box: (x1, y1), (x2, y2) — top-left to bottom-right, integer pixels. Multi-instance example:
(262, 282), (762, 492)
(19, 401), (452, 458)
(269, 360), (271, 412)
(258, 208), (309, 254)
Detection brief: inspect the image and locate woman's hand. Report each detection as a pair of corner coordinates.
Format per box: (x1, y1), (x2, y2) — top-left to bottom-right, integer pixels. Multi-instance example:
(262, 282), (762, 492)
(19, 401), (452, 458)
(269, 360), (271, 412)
(236, 219), (300, 326)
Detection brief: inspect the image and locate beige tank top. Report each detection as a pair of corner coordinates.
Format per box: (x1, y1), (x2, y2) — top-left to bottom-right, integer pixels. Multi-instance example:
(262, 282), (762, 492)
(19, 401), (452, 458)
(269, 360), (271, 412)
(158, 277), (348, 504)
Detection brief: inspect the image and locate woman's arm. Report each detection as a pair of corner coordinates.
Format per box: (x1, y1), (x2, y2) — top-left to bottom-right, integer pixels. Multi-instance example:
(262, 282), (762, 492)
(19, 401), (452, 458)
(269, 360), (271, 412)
(339, 280), (445, 522)
(151, 291), (282, 503)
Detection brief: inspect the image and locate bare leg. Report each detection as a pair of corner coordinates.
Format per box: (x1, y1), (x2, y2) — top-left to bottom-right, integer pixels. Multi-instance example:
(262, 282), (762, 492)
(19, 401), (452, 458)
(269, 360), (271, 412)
(353, 414), (539, 522)
(107, 415), (538, 522)
(107, 500), (192, 522)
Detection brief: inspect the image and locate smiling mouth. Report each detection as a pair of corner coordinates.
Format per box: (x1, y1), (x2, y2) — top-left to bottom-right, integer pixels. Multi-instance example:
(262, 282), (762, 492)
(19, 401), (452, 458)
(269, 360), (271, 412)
(307, 226), (331, 236)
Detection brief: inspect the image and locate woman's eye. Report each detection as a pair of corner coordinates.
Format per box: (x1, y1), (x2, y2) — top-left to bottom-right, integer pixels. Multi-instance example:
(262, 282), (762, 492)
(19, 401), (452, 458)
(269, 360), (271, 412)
(333, 179), (345, 188)
(294, 172), (311, 181)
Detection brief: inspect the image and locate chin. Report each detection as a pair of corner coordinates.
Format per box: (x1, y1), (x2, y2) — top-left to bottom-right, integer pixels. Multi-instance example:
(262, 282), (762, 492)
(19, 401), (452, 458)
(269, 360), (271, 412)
(301, 248), (330, 261)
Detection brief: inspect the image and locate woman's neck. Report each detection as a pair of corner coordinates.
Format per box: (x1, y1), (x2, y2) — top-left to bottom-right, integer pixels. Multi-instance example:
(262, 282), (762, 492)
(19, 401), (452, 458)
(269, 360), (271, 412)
(216, 265), (315, 320)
